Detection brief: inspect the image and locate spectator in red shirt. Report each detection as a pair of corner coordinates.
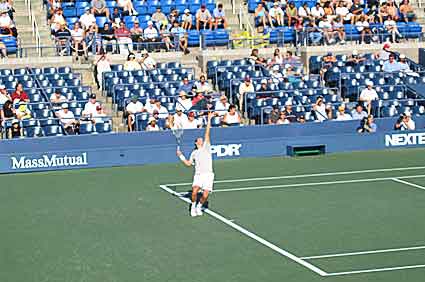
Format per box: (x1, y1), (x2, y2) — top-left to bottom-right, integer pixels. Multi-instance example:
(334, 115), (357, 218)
(11, 83), (29, 102)
(114, 21), (133, 55)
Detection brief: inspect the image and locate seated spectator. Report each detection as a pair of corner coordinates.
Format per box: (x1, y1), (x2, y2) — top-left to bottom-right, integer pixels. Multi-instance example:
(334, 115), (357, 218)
(92, 105), (107, 124)
(99, 22), (116, 53)
(143, 21), (159, 49)
(176, 91), (192, 112)
(398, 54), (419, 77)
(394, 111), (415, 131)
(185, 112), (202, 128)
(332, 16), (346, 44)
(248, 48), (266, 66)
(149, 99), (168, 119)
(196, 4), (212, 30)
(318, 16), (335, 44)
(125, 95), (144, 131)
(298, 114), (306, 123)
(312, 96), (329, 122)
(130, 20), (144, 50)
(195, 74), (211, 93)
(70, 22), (88, 60)
(7, 118), (22, 138)
(85, 24), (99, 53)
(276, 111), (290, 124)
(114, 21), (133, 54)
(160, 24), (174, 51)
(375, 42), (393, 61)
(271, 65), (284, 83)
(123, 52), (141, 71)
(254, 3), (268, 30)
(359, 81), (378, 114)
(386, 0), (399, 22)
(350, 0), (363, 23)
(306, 21), (323, 45)
(213, 3), (228, 29)
(0, 35), (7, 58)
(50, 8), (66, 32)
(94, 50), (112, 90)
(0, 0), (15, 21)
(15, 102), (31, 120)
(92, 0), (110, 18)
(357, 115), (377, 133)
(168, 8), (180, 26)
(351, 104), (368, 120)
(151, 7), (168, 30)
(0, 84), (10, 105)
(286, 2), (298, 26)
(323, 2), (334, 17)
(223, 105), (241, 126)
(82, 94), (100, 118)
(238, 76), (254, 113)
(378, 3), (389, 23)
(298, 2), (312, 22)
(1, 100), (14, 121)
(270, 48), (284, 65)
(80, 8), (97, 31)
(117, 0), (137, 16)
(311, 2), (325, 21)
(320, 52), (336, 79)
(0, 9), (16, 37)
(268, 105), (280, 124)
(383, 53), (400, 72)
(335, 105), (352, 121)
(56, 103), (78, 134)
(177, 77), (193, 94)
(50, 89), (68, 109)
(146, 117), (160, 131)
(191, 91), (207, 110)
(258, 78), (271, 92)
(355, 15), (373, 44)
(384, 15), (402, 43)
(182, 9), (193, 30)
(53, 23), (71, 55)
(139, 49), (156, 69)
(170, 108), (188, 129)
(268, 2), (284, 27)
(215, 95), (230, 116)
(171, 22), (189, 54)
(11, 83), (29, 102)
(110, 7), (122, 26)
(400, 0), (416, 22)
(283, 101), (297, 122)
(346, 50), (366, 66)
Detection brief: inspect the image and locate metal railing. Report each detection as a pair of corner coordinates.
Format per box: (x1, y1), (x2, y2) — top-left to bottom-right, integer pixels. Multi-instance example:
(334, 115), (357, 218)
(239, 3), (254, 34)
(24, 0), (41, 56)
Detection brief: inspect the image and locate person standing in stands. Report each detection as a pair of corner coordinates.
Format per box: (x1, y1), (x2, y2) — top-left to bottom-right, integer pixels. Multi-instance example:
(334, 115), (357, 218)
(11, 83), (29, 102)
(238, 76), (254, 114)
(94, 50), (111, 90)
(115, 21), (133, 55)
(0, 84), (10, 105)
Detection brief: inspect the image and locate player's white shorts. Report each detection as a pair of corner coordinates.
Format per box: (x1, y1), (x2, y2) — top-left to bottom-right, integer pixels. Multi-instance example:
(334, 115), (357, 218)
(192, 173), (215, 191)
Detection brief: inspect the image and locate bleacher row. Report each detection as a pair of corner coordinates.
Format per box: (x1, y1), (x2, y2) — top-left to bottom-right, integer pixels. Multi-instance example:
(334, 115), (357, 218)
(0, 67), (112, 138)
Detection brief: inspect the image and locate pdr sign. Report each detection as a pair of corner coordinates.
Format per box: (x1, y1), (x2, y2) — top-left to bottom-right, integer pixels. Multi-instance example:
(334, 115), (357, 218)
(211, 144), (242, 157)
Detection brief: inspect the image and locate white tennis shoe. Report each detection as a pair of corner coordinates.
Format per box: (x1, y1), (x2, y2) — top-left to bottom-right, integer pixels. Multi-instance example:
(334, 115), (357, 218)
(190, 207), (198, 217)
(196, 204), (203, 216)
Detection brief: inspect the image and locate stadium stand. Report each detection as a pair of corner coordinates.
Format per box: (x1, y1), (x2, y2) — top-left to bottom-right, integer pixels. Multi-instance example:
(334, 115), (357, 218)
(0, 66), (112, 138)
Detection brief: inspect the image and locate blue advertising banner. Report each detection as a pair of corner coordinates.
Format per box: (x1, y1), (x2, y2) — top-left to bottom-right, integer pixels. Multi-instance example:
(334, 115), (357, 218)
(1, 117), (425, 174)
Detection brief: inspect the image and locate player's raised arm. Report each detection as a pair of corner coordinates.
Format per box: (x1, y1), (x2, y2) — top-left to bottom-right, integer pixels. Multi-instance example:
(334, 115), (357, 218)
(177, 150), (192, 167)
(204, 111), (213, 145)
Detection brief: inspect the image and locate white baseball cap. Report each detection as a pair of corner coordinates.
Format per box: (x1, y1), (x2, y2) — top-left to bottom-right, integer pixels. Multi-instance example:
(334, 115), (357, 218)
(285, 100), (292, 106)
(184, 8), (190, 13)
(366, 81), (373, 86)
(261, 79), (267, 84)
(62, 103), (69, 109)
(404, 110), (411, 116)
(0, 84), (5, 90)
(400, 54), (406, 59)
(352, 50), (358, 56)
(147, 21), (153, 25)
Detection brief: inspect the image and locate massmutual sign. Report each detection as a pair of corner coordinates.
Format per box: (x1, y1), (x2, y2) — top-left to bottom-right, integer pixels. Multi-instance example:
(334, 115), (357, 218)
(385, 132), (425, 147)
(11, 153), (88, 170)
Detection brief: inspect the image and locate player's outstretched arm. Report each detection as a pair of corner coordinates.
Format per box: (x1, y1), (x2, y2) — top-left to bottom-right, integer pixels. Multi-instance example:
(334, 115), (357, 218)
(177, 150), (192, 167)
(204, 112), (213, 145)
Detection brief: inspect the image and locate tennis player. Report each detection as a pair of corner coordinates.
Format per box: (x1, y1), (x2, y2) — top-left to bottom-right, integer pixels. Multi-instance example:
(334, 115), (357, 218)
(177, 112), (214, 217)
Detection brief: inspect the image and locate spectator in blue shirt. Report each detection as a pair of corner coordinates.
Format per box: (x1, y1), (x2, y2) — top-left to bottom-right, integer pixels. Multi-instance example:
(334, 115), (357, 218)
(351, 104), (368, 120)
(383, 54), (401, 72)
(357, 115), (377, 133)
(178, 76), (193, 93)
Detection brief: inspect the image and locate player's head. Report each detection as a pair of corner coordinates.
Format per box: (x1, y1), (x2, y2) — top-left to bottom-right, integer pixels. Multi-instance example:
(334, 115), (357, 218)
(194, 137), (203, 149)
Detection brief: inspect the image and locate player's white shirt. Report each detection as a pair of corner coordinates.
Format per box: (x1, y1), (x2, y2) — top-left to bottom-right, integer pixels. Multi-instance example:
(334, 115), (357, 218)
(189, 141), (213, 175)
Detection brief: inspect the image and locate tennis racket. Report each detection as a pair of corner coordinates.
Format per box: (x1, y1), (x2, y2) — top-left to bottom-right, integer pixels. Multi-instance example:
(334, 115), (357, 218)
(171, 125), (184, 151)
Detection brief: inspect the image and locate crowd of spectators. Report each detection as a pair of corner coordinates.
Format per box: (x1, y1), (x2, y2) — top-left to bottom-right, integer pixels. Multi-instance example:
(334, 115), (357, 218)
(49, 0), (230, 56)
(0, 0), (16, 58)
(254, 0), (417, 44)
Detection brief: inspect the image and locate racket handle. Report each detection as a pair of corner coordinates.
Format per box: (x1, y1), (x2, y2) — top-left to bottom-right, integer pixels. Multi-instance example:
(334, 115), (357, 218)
(177, 145), (180, 151)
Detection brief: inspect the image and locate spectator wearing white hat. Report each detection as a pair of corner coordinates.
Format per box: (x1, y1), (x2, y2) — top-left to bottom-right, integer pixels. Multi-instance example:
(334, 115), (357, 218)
(139, 49), (157, 70)
(335, 105), (352, 121)
(359, 81), (378, 115)
(146, 116), (160, 131)
(258, 78), (271, 92)
(398, 54), (419, 77)
(268, 2), (284, 27)
(55, 103), (78, 134)
(0, 84), (11, 105)
(8, 119), (23, 139)
(176, 91), (192, 112)
(394, 111), (415, 131)
(124, 53), (142, 71)
(214, 95), (230, 116)
(346, 50), (366, 66)
(283, 100), (297, 123)
(182, 9), (193, 30)
(271, 65), (284, 83)
(144, 21), (159, 45)
(238, 76), (254, 114)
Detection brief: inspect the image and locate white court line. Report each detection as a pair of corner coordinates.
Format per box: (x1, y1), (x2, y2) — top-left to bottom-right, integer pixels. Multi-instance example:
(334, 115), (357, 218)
(159, 185), (328, 277)
(211, 174), (425, 193)
(325, 264), (425, 276)
(301, 245), (425, 260)
(165, 166), (425, 186)
(392, 178), (425, 191)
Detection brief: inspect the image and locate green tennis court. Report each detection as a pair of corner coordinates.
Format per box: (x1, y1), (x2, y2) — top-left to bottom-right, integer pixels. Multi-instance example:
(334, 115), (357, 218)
(2, 148), (425, 282)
